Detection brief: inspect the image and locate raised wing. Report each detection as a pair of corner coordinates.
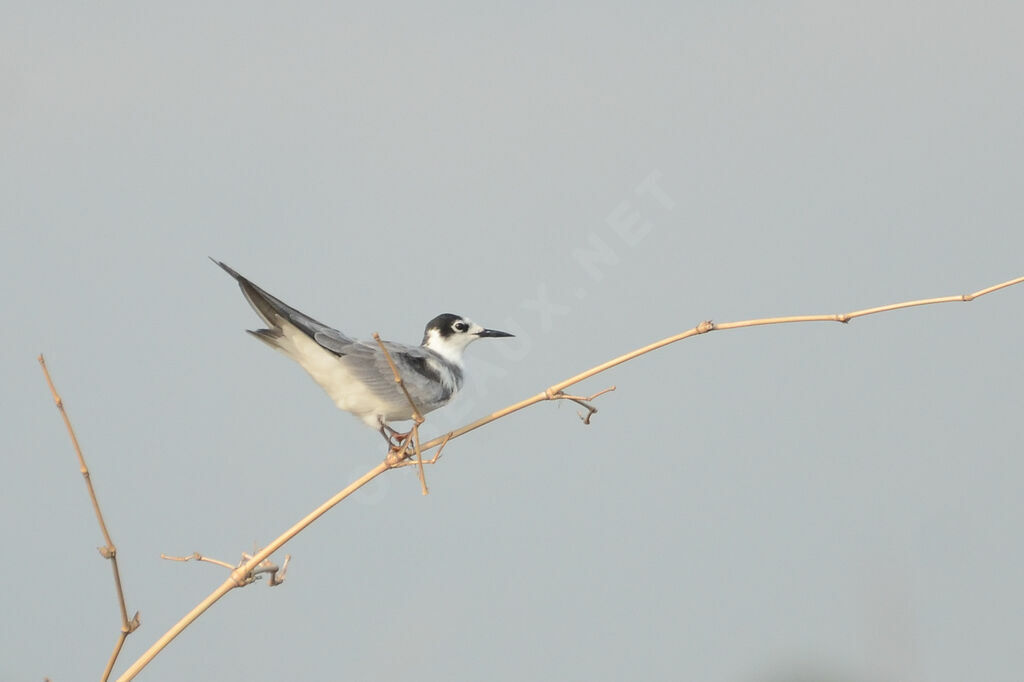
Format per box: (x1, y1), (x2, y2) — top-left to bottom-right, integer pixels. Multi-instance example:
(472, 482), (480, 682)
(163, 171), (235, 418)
(213, 259), (356, 352)
(214, 259), (462, 421)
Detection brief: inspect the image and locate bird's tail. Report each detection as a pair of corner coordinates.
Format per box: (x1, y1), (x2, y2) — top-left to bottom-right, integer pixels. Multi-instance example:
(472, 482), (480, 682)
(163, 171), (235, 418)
(211, 258), (289, 331)
(212, 257), (350, 359)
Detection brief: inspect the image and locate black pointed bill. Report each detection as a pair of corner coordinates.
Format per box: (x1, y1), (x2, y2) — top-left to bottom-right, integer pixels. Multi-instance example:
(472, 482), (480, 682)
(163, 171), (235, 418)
(477, 328), (514, 338)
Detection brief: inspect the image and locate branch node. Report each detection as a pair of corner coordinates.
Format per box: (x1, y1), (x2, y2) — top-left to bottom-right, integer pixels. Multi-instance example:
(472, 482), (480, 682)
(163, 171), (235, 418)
(696, 320), (714, 333)
(546, 386), (616, 425)
(98, 545), (115, 559)
(230, 566), (254, 588)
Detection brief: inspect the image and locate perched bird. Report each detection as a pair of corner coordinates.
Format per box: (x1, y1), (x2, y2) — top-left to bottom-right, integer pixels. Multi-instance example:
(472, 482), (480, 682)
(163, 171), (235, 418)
(213, 259), (513, 442)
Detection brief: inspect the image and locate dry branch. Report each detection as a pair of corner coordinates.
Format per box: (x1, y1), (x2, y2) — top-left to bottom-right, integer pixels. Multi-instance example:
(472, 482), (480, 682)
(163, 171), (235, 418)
(372, 333), (429, 493)
(116, 464), (387, 680)
(162, 551), (290, 586)
(411, 275), (1024, 454)
(109, 273), (1022, 680)
(38, 355), (140, 682)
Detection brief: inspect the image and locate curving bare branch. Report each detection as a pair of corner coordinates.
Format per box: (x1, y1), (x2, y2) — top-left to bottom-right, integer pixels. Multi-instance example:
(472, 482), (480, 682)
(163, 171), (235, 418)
(111, 273), (1023, 680)
(39, 355), (140, 682)
(411, 274), (1024, 454)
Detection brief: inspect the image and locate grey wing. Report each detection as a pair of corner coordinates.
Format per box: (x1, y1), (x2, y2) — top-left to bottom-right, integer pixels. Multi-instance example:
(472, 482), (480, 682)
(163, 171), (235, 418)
(337, 342), (458, 415)
(214, 259), (455, 416)
(214, 259), (356, 350)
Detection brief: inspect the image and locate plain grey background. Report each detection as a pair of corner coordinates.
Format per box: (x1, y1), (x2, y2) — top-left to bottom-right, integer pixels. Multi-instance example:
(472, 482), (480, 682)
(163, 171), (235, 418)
(3, 3), (1022, 681)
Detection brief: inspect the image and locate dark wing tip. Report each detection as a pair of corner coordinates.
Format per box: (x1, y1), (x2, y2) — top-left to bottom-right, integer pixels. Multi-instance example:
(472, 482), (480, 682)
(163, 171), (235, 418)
(210, 257), (243, 281)
(211, 259), (279, 327)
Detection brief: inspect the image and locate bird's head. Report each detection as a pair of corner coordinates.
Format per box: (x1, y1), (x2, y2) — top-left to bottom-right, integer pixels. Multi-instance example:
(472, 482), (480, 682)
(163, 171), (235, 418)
(421, 313), (513, 365)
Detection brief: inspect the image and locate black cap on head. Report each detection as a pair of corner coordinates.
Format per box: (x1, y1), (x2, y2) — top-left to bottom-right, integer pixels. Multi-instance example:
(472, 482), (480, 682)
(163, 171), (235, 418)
(421, 314), (514, 345)
(424, 313), (465, 339)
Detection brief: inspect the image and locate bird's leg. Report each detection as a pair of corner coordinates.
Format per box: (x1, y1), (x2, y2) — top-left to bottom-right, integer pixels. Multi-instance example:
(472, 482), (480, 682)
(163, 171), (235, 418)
(378, 421), (410, 446)
(378, 419), (415, 462)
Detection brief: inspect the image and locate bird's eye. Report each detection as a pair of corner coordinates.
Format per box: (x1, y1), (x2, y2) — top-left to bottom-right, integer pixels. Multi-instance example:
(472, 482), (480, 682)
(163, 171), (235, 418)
(453, 321), (468, 332)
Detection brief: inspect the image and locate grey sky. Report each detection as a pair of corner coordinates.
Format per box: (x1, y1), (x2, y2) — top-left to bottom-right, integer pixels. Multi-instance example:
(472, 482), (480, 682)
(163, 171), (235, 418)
(3, 3), (1023, 681)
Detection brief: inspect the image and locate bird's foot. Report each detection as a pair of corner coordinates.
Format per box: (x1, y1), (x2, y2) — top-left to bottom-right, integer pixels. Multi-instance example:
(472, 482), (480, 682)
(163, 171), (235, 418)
(379, 422), (415, 464)
(379, 423), (411, 446)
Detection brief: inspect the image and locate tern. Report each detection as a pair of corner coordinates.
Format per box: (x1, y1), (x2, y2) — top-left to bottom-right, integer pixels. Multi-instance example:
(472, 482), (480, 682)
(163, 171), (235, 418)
(213, 259), (513, 442)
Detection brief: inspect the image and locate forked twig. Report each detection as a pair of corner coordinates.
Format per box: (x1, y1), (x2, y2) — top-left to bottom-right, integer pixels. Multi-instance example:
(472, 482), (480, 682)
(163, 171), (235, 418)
(393, 431), (454, 468)
(114, 273), (1024, 680)
(162, 551), (291, 587)
(117, 464), (387, 680)
(38, 355), (140, 682)
(548, 386), (617, 424)
(161, 552), (235, 571)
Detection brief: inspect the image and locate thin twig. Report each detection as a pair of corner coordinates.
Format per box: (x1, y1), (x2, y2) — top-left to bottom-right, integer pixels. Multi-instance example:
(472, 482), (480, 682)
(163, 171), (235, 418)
(412, 274), (1024, 454)
(38, 355), (139, 682)
(103, 633), (131, 682)
(161, 552), (236, 570)
(266, 554), (291, 586)
(114, 273), (1023, 680)
(550, 386), (616, 424)
(161, 550), (291, 586)
(394, 431), (454, 468)
(411, 424), (428, 495)
(116, 463), (388, 681)
(373, 333), (429, 493)
(371, 333), (424, 422)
